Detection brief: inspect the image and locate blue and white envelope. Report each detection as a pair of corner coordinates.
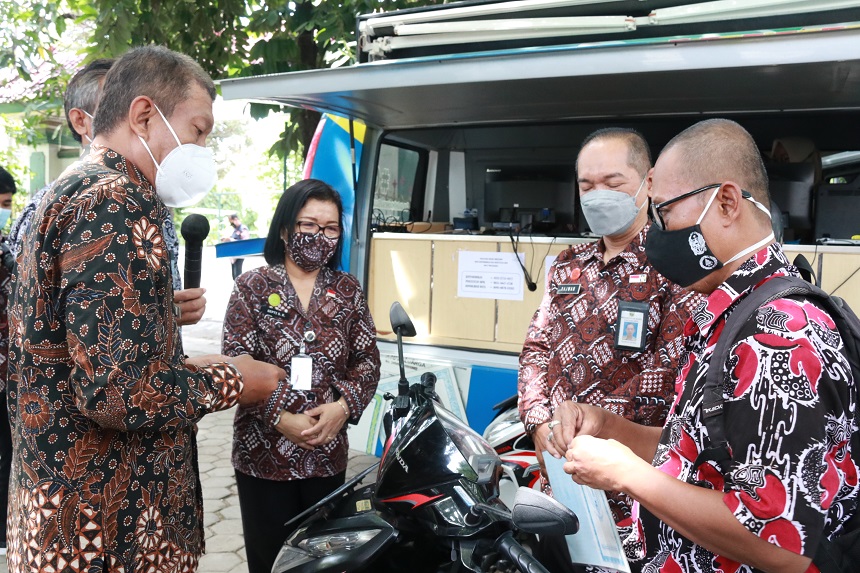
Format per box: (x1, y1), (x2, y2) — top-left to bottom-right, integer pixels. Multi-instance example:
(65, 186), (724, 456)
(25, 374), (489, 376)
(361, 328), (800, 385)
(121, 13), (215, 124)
(544, 453), (631, 573)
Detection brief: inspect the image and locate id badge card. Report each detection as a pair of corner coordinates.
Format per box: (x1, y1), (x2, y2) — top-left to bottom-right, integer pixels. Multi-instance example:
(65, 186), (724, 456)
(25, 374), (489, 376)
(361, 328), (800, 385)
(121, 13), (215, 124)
(290, 354), (313, 391)
(615, 301), (649, 352)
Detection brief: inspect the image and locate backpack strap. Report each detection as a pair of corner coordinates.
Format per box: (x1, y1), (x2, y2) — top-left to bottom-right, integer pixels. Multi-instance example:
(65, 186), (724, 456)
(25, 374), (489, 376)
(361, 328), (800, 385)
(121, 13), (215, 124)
(693, 275), (821, 481)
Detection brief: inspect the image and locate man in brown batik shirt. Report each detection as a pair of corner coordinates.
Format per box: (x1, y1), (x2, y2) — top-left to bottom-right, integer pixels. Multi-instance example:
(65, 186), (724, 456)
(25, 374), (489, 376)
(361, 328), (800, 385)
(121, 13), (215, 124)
(6, 46), (282, 572)
(519, 128), (703, 527)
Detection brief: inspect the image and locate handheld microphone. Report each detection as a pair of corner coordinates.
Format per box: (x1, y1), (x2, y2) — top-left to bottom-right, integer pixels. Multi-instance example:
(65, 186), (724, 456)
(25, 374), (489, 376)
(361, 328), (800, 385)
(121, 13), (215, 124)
(180, 214), (210, 289)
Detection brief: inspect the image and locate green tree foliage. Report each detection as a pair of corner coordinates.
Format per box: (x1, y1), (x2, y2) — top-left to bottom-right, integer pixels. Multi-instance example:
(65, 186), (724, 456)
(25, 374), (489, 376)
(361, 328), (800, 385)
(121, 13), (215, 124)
(2, 0), (446, 162)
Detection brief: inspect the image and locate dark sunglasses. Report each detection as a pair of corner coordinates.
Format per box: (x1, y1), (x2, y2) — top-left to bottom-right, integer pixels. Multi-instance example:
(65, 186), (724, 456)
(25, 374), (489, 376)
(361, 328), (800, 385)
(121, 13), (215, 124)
(648, 183), (752, 229)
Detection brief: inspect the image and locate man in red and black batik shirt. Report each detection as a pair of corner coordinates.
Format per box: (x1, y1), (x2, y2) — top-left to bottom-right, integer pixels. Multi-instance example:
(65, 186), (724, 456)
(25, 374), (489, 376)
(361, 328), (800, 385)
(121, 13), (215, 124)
(555, 119), (858, 573)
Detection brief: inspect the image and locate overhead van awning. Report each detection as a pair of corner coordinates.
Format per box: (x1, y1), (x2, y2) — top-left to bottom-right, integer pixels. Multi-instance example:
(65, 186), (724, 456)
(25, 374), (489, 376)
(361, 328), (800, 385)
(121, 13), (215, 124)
(220, 26), (860, 130)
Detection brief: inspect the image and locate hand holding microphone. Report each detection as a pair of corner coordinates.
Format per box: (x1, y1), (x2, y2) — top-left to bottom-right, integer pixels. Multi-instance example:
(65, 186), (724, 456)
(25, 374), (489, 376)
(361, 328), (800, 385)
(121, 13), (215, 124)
(180, 214), (210, 289)
(175, 288), (206, 326)
(177, 214), (211, 326)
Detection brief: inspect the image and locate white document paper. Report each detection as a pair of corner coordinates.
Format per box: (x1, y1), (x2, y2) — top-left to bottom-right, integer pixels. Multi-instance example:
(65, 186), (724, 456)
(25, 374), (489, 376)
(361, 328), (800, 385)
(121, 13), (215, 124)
(457, 251), (525, 301)
(543, 454), (631, 573)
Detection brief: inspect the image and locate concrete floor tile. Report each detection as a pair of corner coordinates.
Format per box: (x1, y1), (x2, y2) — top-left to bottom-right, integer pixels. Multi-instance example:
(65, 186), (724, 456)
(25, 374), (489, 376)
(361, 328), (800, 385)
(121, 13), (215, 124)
(204, 497), (227, 513)
(205, 533), (245, 553)
(198, 551), (242, 572)
(203, 486), (232, 500)
(204, 510), (220, 527)
(198, 461), (216, 473)
(211, 518), (245, 536)
(220, 503), (242, 520)
(210, 465), (237, 477)
(205, 476), (237, 489)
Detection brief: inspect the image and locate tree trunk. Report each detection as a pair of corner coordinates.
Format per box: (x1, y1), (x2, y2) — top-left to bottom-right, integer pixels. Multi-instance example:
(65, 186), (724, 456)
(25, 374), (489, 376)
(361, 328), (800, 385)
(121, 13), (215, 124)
(297, 29), (322, 160)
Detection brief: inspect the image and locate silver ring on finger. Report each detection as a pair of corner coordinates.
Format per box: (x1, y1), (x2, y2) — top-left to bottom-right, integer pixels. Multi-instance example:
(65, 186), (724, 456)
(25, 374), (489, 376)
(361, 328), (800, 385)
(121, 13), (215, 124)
(547, 431), (554, 442)
(548, 420), (560, 431)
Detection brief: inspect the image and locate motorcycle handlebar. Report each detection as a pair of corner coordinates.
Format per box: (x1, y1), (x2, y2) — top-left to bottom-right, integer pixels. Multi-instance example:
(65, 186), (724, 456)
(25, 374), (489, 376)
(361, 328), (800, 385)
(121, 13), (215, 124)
(421, 372), (436, 391)
(494, 532), (551, 573)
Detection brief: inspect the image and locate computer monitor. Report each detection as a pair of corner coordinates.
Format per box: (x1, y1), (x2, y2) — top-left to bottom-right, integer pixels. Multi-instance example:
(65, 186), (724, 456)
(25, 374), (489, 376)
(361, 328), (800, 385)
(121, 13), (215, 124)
(766, 162), (815, 243)
(815, 173), (860, 241)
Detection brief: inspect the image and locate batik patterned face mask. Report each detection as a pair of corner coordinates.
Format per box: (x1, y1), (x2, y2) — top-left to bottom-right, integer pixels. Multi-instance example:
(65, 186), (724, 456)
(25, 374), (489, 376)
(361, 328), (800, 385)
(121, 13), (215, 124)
(286, 231), (338, 271)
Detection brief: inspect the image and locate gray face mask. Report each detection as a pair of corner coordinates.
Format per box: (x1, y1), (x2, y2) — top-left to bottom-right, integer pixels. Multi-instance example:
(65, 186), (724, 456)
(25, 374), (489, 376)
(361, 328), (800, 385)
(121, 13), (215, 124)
(580, 176), (647, 236)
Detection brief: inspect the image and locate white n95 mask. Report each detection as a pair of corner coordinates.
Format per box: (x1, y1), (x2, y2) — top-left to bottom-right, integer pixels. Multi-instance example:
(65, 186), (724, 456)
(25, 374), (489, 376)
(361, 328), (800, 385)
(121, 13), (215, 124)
(138, 104), (216, 208)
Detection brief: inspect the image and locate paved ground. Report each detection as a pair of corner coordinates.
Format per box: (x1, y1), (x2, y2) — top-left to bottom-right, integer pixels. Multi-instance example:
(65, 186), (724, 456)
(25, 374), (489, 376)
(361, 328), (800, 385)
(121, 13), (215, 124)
(0, 248), (379, 572)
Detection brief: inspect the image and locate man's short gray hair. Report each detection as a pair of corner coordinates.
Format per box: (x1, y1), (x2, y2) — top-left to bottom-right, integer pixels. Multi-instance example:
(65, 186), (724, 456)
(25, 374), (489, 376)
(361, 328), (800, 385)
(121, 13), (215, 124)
(93, 45), (215, 138)
(64, 59), (114, 144)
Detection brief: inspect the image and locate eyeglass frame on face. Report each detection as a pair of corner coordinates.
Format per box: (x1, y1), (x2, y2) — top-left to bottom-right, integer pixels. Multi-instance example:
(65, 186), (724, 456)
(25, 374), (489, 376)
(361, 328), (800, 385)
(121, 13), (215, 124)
(648, 183), (753, 230)
(296, 220), (342, 239)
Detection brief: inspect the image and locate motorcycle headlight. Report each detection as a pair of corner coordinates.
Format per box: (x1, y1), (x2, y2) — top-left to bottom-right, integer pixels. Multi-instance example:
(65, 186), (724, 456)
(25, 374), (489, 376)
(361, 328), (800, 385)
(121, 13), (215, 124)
(272, 544), (315, 571)
(272, 530), (382, 571)
(298, 529), (382, 557)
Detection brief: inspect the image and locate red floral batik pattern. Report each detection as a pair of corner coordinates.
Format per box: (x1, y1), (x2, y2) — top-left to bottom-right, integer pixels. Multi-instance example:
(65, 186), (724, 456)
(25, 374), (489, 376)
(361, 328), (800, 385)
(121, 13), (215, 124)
(621, 244), (860, 572)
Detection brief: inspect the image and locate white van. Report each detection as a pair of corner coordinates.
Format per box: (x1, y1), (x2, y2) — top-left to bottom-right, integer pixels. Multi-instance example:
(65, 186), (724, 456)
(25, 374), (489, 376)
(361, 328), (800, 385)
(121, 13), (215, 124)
(221, 0), (860, 440)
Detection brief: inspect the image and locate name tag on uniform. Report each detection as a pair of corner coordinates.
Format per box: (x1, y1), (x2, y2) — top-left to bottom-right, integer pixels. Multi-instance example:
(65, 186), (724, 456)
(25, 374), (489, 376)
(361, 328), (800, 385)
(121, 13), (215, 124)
(557, 284), (581, 295)
(263, 305), (290, 320)
(290, 354), (313, 391)
(615, 301), (649, 352)
(630, 274), (647, 284)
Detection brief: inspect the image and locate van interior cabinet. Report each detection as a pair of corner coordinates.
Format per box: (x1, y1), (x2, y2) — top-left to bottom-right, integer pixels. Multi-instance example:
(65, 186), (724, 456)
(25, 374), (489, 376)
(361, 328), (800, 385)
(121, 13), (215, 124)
(369, 234), (586, 353)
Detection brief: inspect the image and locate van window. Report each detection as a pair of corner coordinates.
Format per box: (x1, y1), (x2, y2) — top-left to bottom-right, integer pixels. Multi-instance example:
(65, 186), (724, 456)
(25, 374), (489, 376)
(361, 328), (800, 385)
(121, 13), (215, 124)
(374, 143), (422, 223)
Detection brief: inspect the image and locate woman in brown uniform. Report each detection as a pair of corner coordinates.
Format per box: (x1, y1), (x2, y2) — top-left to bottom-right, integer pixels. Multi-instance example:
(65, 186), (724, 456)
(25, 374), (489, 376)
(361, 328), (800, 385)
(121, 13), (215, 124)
(222, 179), (381, 573)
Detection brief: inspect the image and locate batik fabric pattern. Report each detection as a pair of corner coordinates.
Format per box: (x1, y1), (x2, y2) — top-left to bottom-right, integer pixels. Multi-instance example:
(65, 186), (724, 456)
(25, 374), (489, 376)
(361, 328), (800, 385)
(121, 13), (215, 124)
(223, 264), (380, 480)
(625, 243), (859, 572)
(162, 213), (181, 291)
(6, 144), (244, 573)
(10, 184), (181, 292)
(518, 225), (703, 521)
(0, 236), (10, 392)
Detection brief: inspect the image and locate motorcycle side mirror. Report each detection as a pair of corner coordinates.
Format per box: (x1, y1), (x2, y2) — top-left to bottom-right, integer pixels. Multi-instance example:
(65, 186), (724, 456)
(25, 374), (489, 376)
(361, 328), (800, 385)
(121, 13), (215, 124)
(389, 301), (417, 337)
(389, 301), (416, 412)
(510, 487), (579, 536)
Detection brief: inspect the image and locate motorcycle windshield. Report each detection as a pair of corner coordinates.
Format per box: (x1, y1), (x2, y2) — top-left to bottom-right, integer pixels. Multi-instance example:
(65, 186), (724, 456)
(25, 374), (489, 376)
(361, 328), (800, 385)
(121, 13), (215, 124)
(435, 404), (500, 485)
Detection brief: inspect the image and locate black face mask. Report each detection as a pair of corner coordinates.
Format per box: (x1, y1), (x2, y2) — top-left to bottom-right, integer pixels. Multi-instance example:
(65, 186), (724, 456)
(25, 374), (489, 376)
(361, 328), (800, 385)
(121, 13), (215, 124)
(645, 224), (723, 288)
(646, 186), (774, 287)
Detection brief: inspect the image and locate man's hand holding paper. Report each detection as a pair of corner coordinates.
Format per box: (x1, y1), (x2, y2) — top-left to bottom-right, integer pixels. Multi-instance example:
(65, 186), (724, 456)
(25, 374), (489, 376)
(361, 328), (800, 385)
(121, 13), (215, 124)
(562, 435), (650, 493)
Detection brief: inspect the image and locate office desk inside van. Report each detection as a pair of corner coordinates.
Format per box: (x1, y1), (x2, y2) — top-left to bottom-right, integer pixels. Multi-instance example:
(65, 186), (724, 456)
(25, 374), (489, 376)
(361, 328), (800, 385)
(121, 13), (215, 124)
(369, 232), (591, 353)
(782, 244), (860, 310)
(369, 236), (860, 353)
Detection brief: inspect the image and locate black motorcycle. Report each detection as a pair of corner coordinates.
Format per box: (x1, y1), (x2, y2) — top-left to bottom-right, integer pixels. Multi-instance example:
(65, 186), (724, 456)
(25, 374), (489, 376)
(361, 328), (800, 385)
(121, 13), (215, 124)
(271, 302), (579, 573)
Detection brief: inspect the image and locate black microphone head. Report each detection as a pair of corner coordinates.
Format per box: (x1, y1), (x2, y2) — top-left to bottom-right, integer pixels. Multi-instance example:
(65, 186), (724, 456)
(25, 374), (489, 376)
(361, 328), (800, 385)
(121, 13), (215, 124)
(528, 282), (538, 292)
(180, 214), (210, 246)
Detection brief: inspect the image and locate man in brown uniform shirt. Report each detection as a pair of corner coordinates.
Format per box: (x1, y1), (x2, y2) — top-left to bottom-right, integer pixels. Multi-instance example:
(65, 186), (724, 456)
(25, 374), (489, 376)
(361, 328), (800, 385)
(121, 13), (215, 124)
(7, 46), (283, 572)
(518, 129), (702, 567)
